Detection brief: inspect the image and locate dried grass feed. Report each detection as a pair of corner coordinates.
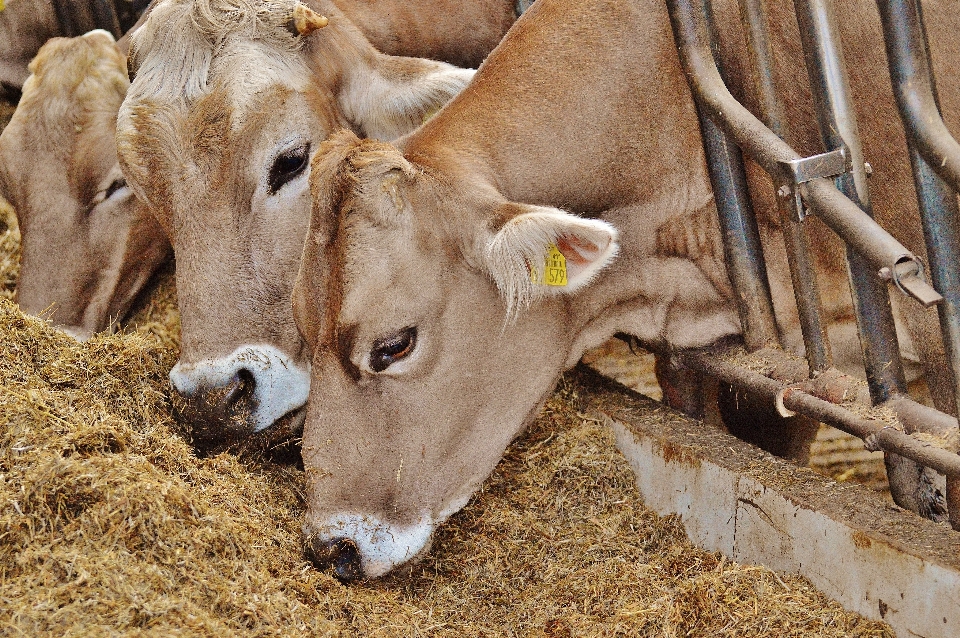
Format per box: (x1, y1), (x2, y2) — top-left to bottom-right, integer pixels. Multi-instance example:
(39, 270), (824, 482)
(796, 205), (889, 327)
(0, 98), (894, 635)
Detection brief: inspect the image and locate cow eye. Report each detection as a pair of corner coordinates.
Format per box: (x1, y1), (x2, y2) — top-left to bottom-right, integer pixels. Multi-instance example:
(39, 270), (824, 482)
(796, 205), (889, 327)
(369, 327), (417, 373)
(90, 177), (129, 209)
(268, 144), (310, 194)
(105, 177), (127, 200)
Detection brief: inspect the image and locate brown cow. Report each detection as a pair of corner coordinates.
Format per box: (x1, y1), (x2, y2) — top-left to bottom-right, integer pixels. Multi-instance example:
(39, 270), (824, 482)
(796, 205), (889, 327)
(291, 0), (960, 579)
(1, 0), (511, 97)
(0, 30), (171, 339)
(116, 0), (494, 447)
(2, 0), (512, 342)
(0, 0), (148, 99)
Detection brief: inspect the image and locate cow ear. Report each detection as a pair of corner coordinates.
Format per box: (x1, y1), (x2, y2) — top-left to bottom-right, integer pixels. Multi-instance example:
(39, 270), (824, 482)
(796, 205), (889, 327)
(338, 53), (474, 141)
(483, 203), (619, 317)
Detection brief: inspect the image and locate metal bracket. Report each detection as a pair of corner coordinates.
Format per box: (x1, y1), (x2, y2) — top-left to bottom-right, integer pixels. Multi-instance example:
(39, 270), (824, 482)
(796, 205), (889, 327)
(880, 259), (944, 308)
(776, 146), (852, 221)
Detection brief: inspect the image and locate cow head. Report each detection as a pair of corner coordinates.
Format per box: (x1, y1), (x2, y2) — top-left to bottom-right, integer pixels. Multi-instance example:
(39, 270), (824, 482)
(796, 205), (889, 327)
(115, 0), (474, 450)
(293, 132), (619, 580)
(0, 30), (171, 339)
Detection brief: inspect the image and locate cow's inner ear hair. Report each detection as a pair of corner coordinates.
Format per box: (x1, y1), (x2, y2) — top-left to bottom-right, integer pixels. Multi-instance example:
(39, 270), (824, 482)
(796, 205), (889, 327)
(483, 203), (621, 319)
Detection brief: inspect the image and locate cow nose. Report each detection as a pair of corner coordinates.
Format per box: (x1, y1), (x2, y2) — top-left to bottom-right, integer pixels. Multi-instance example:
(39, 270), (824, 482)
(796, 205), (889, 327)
(304, 536), (364, 583)
(168, 344), (312, 449)
(222, 368), (255, 410)
(171, 368), (258, 448)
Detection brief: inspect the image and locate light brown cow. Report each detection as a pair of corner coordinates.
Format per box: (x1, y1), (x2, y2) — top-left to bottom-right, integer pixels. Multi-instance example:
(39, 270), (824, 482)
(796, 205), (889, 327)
(0, 30), (171, 339)
(0, 0), (148, 99)
(0, 0), (511, 97)
(116, 0), (489, 448)
(291, 0), (960, 579)
(1, 0), (511, 344)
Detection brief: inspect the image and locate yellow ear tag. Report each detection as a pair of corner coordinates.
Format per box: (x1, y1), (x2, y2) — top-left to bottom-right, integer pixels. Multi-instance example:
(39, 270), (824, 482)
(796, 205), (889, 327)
(530, 243), (568, 286)
(0, 1), (5, 12)
(421, 105), (441, 124)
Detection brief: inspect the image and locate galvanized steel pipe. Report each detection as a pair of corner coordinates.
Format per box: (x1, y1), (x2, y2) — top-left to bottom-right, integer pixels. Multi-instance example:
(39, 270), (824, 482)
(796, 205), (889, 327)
(664, 0), (940, 309)
(737, 0), (832, 373)
(692, 1), (779, 351)
(681, 350), (960, 480)
(877, 0), (960, 526)
(877, 0), (960, 193)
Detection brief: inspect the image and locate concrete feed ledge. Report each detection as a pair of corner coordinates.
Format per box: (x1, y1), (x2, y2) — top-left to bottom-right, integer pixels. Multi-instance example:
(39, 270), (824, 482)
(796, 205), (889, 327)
(572, 365), (960, 638)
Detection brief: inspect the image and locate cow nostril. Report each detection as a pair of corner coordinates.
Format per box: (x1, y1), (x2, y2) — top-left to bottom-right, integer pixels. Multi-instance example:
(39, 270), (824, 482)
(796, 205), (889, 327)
(223, 368), (255, 409)
(170, 366), (261, 449)
(305, 535), (364, 583)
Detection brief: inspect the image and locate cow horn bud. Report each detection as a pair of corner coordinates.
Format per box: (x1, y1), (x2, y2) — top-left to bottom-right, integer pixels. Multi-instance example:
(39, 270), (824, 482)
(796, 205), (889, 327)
(287, 3), (329, 36)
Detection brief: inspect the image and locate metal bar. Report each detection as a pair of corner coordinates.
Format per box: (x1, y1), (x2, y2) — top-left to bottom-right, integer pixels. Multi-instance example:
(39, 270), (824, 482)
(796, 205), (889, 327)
(736, 0), (785, 137)
(906, 149), (960, 529)
(878, 0), (960, 412)
(791, 0), (933, 517)
(779, 202), (833, 372)
(905, 149), (960, 414)
(888, 396), (959, 443)
(666, 0), (947, 518)
(792, 0), (908, 404)
(877, 0), (960, 527)
(693, 1), (779, 351)
(876, 0), (960, 194)
(698, 115), (780, 350)
(681, 350), (960, 478)
(664, 0), (941, 309)
(737, 0), (832, 373)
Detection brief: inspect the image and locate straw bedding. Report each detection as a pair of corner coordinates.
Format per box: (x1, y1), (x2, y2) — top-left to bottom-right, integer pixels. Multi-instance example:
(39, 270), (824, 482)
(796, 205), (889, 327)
(0, 102), (893, 635)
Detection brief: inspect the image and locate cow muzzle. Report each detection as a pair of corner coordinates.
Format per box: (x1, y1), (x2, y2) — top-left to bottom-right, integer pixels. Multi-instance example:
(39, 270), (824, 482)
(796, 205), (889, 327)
(303, 536), (364, 583)
(302, 514), (434, 581)
(169, 344), (310, 450)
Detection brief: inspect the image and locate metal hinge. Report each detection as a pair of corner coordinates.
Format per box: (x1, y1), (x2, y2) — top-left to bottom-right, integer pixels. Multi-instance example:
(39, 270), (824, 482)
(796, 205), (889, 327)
(776, 146), (852, 221)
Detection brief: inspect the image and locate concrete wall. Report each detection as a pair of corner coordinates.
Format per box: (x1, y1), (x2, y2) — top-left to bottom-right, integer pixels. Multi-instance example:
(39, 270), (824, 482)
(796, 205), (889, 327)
(573, 365), (960, 638)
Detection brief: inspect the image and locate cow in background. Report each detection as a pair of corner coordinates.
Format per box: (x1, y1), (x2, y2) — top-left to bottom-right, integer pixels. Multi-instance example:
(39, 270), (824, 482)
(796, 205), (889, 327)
(291, 0), (960, 580)
(0, 0), (149, 100)
(0, 30), (171, 339)
(116, 0), (484, 449)
(1, 0), (511, 101)
(2, 0), (513, 345)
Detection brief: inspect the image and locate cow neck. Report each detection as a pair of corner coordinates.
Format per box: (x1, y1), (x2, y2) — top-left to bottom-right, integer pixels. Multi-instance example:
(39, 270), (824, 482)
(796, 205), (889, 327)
(401, 0), (705, 219)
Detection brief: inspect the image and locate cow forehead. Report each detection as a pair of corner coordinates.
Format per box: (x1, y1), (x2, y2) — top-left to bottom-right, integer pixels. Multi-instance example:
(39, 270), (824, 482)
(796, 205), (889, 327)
(120, 76), (324, 219)
(119, 0), (322, 196)
(128, 0), (305, 104)
(125, 31), (314, 146)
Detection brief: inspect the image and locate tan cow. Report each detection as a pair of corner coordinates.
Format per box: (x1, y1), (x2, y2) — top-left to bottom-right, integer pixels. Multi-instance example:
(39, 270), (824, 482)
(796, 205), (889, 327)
(116, 0), (491, 448)
(0, 30), (171, 339)
(1, 0), (511, 343)
(291, 0), (960, 579)
(0, 0), (148, 99)
(0, 0), (510, 99)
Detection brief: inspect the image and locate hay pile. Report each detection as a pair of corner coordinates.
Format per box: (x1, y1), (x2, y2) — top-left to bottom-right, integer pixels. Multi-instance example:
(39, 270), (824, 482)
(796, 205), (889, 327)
(0, 197), (19, 300)
(0, 97), (892, 635)
(0, 301), (893, 635)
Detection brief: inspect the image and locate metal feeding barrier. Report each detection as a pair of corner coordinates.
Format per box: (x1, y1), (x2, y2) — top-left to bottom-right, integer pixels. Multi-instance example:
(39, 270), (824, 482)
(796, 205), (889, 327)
(658, 0), (960, 529)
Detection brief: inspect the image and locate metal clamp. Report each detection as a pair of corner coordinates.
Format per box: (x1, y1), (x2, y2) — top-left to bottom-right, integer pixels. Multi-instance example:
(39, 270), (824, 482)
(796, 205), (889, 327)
(776, 147), (852, 221)
(880, 258), (944, 308)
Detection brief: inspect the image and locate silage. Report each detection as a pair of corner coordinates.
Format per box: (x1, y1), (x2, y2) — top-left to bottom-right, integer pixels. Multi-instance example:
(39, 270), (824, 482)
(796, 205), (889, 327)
(0, 100), (893, 636)
(0, 294), (893, 636)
